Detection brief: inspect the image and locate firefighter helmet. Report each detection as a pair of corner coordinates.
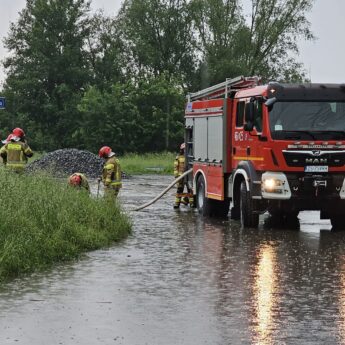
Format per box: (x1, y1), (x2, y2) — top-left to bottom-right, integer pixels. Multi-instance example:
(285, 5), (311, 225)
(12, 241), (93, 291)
(99, 146), (112, 158)
(12, 127), (25, 138)
(69, 174), (82, 186)
(180, 143), (185, 150)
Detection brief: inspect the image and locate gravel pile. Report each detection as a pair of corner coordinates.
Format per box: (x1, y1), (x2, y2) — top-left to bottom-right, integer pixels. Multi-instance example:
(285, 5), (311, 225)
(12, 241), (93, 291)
(26, 148), (127, 179)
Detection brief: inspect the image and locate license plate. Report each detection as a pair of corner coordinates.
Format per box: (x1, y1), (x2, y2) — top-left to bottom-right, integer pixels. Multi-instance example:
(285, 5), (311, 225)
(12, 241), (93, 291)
(304, 166), (329, 173)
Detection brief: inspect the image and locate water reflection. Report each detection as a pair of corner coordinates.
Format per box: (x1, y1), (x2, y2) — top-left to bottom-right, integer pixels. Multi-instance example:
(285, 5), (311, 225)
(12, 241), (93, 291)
(252, 245), (279, 345)
(338, 256), (345, 343)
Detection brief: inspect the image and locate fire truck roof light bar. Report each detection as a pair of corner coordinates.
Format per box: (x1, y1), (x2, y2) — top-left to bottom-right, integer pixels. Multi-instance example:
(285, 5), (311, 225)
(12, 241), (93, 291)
(187, 76), (261, 102)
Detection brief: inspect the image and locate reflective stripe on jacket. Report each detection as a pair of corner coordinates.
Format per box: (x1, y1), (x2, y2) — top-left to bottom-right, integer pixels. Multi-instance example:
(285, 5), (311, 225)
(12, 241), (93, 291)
(0, 141), (33, 170)
(102, 156), (122, 188)
(174, 154), (185, 177)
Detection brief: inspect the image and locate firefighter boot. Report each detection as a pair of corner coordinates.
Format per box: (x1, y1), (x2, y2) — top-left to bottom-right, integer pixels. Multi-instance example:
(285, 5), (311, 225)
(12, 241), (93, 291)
(174, 196), (181, 209)
(189, 196), (195, 208)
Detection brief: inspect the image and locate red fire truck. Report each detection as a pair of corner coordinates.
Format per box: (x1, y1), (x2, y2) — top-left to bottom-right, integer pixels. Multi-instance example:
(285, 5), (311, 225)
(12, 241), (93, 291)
(185, 76), (345, 228)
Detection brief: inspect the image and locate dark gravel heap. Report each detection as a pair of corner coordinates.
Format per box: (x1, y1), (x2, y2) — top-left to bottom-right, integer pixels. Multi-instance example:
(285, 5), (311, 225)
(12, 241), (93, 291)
(26, 148), (126, 179)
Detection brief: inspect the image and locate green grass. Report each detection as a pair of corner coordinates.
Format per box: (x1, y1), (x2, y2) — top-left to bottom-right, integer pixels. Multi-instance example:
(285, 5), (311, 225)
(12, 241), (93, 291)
(0, 170), (131, 281)
(120, 152), (175, 175)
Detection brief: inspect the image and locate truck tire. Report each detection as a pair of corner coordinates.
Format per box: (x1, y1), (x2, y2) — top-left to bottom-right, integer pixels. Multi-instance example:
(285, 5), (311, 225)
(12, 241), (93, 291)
(196, 176), (211, 216)
(240, 181), (259, 228)
(230, 205), (240, 220)
(196, 176), (230, 218)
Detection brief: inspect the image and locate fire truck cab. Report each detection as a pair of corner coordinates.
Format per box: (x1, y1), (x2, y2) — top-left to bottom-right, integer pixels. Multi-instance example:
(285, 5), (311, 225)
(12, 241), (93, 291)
(185, 76), (345, 228)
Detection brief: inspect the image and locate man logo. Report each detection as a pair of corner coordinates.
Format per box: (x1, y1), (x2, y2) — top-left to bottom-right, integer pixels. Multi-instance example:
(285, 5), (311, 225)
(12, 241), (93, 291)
(306, 158), (327, 164)
(312, 150), (321, 156)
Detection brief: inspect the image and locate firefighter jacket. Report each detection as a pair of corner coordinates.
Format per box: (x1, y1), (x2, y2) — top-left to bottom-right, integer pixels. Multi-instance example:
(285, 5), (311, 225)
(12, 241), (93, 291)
(102, 156), (122, 188)
(174, 154), (185, 177)
(0, 140), (33, 170)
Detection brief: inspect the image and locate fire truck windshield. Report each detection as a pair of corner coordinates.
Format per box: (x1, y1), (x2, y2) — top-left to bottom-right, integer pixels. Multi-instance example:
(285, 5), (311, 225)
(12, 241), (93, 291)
(268, 101), (345, 140)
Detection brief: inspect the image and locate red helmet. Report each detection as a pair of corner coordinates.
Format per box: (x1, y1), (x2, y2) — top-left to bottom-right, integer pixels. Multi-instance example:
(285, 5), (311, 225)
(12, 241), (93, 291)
(12, 127), (25, 138)
(99, 146), (112, 158)
(69, 174), (82, 186)
(180, 143), (185, 150)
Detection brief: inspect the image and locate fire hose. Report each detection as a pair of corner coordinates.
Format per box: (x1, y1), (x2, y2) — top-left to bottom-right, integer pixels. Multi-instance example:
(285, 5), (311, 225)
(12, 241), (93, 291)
(131, 168), (193, 212)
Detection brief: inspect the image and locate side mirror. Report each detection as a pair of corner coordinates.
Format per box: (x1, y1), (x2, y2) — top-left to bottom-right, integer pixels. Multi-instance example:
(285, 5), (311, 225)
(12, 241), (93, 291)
(265, 97), (277, 111)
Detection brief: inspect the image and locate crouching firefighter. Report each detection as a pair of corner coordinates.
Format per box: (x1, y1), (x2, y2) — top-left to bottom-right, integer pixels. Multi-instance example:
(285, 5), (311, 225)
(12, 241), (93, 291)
(0, 127), (33, 172)
(174, 143), (194, 209)
(99, 146), (122, 199)
(68, 173), (90, 193)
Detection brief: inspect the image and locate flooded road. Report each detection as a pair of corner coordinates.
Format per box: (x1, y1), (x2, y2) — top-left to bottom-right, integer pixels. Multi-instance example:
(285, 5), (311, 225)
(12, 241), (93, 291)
(1, 175), (345, 344)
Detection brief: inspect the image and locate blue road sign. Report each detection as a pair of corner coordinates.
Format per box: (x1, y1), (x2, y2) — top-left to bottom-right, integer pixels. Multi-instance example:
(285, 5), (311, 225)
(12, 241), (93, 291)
(0, 97), (5, 109)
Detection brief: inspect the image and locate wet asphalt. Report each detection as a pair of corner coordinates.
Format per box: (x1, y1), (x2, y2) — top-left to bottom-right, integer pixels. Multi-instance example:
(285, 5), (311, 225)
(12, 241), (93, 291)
(0, 175), (345, 345)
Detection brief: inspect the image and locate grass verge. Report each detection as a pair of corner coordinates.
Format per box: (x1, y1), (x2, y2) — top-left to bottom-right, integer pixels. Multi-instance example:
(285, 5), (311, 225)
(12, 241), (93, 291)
(0, 170), (131, 281)
(121, 152), (175, 175)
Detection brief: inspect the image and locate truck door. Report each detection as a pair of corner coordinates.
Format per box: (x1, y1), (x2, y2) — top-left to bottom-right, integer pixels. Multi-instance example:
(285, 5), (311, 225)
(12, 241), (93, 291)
(246, 99), (264, 164)
(232, 99), (248, 167)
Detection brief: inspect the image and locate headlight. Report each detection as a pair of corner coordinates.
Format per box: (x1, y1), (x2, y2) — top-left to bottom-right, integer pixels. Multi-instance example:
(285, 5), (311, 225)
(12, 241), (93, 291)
(261, 172), (291, 199)
(262, 178), (282, 191)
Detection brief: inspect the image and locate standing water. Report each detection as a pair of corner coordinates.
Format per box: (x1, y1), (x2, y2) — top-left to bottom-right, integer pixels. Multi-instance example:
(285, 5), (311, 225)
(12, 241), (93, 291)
(0, 175), (345, 345)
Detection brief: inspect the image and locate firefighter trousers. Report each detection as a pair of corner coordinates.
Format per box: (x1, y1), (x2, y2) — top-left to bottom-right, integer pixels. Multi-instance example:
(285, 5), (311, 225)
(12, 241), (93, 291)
(174, 180), (194, 207)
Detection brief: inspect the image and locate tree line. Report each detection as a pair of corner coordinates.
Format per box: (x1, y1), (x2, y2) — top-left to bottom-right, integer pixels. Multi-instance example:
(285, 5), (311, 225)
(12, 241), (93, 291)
(0, 0), (314, 153)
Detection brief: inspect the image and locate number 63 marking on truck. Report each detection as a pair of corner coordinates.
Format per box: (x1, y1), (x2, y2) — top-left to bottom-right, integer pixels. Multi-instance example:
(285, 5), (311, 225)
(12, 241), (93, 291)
(234, 131), (248, 141)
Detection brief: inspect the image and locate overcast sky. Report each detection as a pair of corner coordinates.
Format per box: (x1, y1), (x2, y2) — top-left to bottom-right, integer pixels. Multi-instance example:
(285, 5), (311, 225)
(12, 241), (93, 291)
(0, 0), (344, 85)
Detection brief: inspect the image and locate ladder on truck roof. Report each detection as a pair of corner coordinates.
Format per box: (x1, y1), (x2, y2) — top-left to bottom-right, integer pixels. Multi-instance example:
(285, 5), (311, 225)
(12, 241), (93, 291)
(187, 76), (261, 102)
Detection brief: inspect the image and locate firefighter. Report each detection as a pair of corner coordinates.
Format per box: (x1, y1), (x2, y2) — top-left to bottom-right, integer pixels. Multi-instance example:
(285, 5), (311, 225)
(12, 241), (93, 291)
(1, 134), (14, 166)
(0, 128), (33, 171)
(68, 173), (90, 192)
(99, 146), (122, 199)
(174, 142), (194, 209)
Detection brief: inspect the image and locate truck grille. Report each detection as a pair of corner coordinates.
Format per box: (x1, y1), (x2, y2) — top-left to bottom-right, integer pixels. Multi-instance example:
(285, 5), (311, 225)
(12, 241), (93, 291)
(282, 150), (345, 167)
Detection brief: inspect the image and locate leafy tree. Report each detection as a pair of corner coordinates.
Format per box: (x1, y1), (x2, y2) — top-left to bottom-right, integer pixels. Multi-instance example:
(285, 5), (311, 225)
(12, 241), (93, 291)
(3, 0), (92, 150)
(117, 0), (198, 88)
(191, 0), (314, 84)
(86, 12), (128, 90)
(78, 74), (185, 153)
(244, 0), (314, 81)
(190, 0), (248, 86)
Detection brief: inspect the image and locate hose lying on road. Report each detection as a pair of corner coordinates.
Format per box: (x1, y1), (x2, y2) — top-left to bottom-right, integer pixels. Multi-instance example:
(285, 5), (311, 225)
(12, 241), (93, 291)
(131, 168), (193, 212)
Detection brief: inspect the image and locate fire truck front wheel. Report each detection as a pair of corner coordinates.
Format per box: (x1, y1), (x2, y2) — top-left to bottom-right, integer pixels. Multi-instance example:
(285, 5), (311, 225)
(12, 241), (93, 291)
(240, 181), (259, 228)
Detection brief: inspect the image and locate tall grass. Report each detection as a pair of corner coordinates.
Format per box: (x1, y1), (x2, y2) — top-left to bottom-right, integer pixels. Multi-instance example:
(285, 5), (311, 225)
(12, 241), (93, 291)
(121, 152), (175, 174)
(0, 170), (131, 280)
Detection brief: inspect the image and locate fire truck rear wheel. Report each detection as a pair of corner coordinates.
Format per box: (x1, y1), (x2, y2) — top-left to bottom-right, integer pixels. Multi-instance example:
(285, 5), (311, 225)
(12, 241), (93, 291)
(196, 176), (230, 217)
(240, 181), (259, 228)
(196, 176), (211, 216)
